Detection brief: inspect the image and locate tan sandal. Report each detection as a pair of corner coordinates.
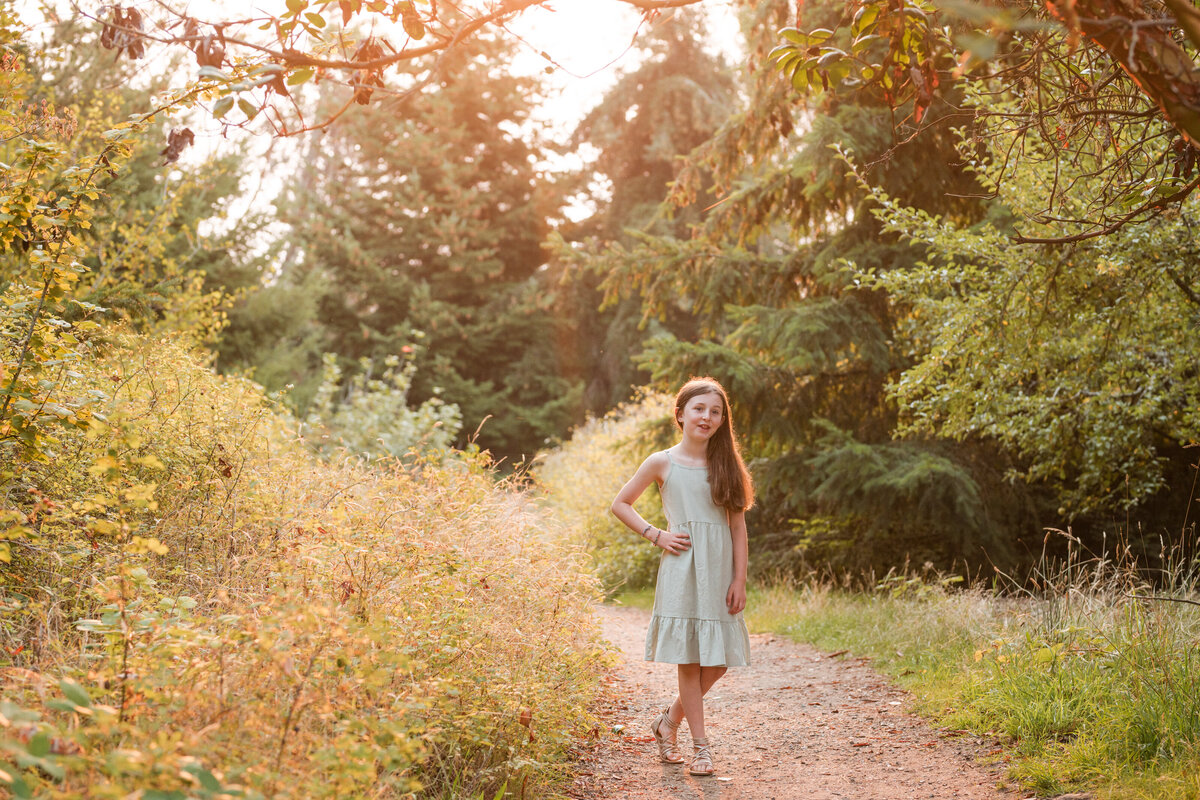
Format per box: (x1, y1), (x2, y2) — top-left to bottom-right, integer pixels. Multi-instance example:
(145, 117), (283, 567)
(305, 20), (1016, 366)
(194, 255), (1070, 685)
(650, 709), (684, 764)
(688, 737), (714, 777)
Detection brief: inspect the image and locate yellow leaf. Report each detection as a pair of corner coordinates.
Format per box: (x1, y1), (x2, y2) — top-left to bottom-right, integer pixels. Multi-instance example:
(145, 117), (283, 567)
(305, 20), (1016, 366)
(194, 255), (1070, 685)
(135, 454), (165, 470)
(128, 535), (168, 555)
(124, 483), (157, 504)
(87, 455), (120, 475)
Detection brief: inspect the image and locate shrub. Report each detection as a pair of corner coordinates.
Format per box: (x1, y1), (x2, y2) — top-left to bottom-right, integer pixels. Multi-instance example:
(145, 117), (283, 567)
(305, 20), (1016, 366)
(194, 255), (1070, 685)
(0, 332), (606, 799)
(303, 351), (462, 462)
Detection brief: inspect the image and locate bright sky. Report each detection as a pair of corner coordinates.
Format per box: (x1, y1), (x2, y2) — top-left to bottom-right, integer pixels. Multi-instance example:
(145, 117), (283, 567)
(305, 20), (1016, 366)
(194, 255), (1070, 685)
(18, 1), (741, 236)
(511, 1), (742, 131)
(507, 0), (652, 130)
(20, 0), (740, 135)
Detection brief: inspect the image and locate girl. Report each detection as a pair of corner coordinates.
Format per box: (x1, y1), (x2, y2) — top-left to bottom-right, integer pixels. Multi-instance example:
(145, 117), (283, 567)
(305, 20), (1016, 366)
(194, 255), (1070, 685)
(610, 377), (753, 777)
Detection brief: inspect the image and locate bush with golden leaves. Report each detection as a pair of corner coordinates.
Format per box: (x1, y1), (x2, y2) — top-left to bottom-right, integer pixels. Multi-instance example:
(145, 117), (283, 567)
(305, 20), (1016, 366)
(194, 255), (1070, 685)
(0, 332), (606, 799)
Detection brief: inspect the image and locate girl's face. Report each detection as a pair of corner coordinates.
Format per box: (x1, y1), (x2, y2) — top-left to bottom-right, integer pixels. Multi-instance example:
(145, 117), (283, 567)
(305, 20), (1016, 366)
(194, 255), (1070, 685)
(677, 390), (725, 441)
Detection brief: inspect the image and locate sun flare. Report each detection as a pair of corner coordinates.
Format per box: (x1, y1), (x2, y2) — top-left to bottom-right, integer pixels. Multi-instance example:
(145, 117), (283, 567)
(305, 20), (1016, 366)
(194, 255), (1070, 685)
(508, 0), (648, 78)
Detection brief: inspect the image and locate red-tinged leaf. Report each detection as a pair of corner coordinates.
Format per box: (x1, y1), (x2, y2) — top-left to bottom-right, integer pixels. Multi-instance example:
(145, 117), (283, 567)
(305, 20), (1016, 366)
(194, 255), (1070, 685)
(267, 73), (289, 97)
(913, 99), (927, 124)
(160, 127), (195, 163)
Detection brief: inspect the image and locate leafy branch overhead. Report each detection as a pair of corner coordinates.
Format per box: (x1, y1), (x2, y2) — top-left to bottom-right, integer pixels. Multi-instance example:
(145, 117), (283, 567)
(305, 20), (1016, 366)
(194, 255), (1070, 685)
(83, 0), (708, 136)
(769, 0), (1200, 241)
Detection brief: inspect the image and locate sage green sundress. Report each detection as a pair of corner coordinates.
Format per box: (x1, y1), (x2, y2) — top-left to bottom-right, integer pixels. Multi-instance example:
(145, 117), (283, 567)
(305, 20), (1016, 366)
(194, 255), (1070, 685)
(644, 449), (751, 667)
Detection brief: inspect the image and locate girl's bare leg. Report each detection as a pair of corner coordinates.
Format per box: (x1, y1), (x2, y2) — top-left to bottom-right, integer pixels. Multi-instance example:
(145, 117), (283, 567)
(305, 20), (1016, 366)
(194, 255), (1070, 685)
(669, 665), (727, 736)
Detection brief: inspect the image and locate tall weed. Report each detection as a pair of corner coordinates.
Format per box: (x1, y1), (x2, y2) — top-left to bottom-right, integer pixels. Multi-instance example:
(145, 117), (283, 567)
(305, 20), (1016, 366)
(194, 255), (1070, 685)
(1, 332), (606, 799)
(536, 392), (671, 595)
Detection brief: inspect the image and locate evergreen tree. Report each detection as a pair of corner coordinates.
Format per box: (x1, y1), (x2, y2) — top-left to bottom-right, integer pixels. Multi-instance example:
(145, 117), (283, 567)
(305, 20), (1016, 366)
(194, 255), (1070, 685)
(768, 0), (1200, 558)
(565, 0), (1035, 573)
(550, 10), (736, 413)
(267, 33), (578, 463)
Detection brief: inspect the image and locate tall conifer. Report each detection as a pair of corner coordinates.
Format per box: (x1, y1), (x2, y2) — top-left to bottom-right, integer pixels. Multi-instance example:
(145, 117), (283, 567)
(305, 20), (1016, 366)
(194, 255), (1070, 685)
(551, 10), (736, 412)
(273, 33), (578, 463)
(568, 0), (1035, 571)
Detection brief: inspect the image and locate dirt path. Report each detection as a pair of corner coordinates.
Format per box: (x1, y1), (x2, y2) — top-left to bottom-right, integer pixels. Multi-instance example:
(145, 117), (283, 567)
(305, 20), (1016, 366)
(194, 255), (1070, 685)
(568, 605), (1014, 800)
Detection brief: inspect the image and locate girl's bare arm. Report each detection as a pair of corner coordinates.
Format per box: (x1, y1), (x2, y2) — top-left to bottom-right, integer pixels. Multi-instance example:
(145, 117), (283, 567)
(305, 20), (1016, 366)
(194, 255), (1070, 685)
(610, 452), (690, 555)
(726, 509), (748, 614)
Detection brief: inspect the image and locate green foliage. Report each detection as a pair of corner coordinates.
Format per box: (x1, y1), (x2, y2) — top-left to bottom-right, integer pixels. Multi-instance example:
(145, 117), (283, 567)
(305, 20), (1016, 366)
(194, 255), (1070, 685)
(216, 267), (324, 406)
(24, 13), (268, 345)
(1, 16), (138, 473)
(768, 0), (963, 122)
(566, 0), (1197, 573)
(568, 10), (735, 242)
(548, 9), (736, 414)
(561, 0), (1021, 574)
(861, 117), (1200, 522)
(304, 351), (462, 460)
(805, 421), (1012, 564)
(1, 10), (266, 498)
(2, 14), (604, 798)
(770, 0), (1197, 239)
(537, 393), (672, 594)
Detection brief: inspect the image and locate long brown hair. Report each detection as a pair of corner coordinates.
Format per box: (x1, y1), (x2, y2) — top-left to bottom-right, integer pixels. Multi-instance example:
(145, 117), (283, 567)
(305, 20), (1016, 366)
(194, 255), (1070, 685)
(674, 377), (754, 512)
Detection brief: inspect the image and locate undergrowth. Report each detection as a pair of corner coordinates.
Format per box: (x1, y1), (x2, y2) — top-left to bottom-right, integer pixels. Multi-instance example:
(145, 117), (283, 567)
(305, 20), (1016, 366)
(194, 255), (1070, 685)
(1, 332), (607, 799)
(742, 540), (1200, 799)
(536, 392), (671, 596)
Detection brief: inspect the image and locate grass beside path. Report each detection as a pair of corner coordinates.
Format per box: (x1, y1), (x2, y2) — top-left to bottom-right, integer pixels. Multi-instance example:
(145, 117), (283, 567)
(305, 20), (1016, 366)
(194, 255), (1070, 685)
(617, 575), (1200, 800)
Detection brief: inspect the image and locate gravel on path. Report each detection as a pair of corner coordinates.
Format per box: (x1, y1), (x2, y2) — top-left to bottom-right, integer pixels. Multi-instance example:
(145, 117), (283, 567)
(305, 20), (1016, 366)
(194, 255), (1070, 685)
(567, 604), (1015, 800)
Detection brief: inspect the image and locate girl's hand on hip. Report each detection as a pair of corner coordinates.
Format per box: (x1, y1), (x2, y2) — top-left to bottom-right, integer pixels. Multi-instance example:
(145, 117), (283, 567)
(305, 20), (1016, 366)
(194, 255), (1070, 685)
(726, 582), (746, 615)
(657, 529), (691, 555)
